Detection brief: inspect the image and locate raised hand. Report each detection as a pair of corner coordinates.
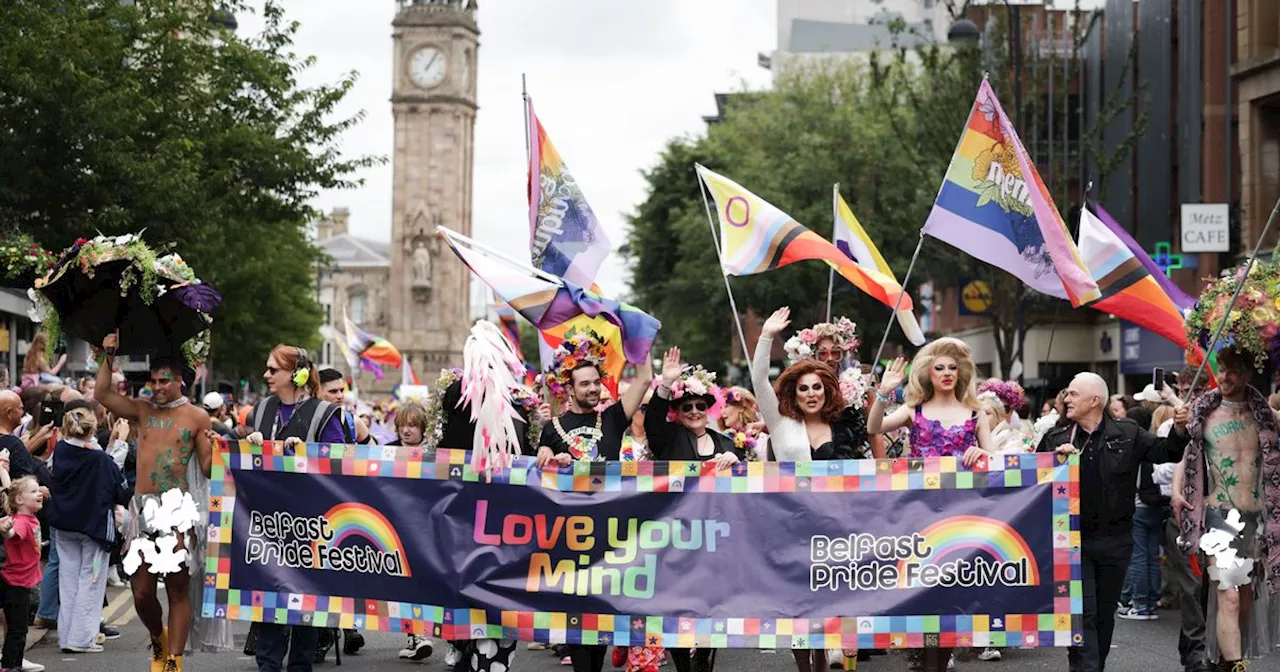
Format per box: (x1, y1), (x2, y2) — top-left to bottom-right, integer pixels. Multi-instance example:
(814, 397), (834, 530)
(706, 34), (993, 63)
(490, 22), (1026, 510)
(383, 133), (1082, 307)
(102, 331), (119, 354)
(761, 307), (791, 339)
(878, 357), (907, 395)
(661, 347), (683, 386)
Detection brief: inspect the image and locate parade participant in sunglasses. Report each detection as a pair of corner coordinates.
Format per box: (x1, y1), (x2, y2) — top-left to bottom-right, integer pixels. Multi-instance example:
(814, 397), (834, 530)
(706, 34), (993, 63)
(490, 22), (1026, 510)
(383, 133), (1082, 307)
(243, 345), (345, 672)
(647, 347), (740, 469)
(95, 333), (213, 672)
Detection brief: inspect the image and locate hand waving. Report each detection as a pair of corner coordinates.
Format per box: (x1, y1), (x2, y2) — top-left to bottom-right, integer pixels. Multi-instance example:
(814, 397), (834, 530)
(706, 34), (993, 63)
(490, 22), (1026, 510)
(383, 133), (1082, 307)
(878, 357), (907, 396)
(761, 307), (791, 339)
(661, 347), (684, 387)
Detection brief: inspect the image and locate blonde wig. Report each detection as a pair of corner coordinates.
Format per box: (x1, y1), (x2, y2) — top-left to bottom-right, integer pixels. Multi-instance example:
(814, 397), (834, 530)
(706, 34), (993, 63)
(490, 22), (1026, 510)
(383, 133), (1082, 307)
(903, 337), (980, 410)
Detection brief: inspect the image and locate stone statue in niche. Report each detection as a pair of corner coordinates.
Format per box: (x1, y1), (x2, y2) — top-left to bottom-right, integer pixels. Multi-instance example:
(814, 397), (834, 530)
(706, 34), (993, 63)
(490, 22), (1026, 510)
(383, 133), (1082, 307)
(411, 240), (432, 289)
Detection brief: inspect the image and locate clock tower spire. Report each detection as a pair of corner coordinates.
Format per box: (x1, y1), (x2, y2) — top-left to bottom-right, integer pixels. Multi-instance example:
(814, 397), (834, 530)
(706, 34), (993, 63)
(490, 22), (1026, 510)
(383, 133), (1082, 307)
(388, 0), (478, 375)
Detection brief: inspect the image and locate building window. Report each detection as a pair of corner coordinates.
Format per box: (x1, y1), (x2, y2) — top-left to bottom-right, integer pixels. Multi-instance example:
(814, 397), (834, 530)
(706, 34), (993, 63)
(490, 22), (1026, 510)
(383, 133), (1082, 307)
(324, 343), (332, 367)
(350, 294), (365, 325)
(324, 303), (332, 325)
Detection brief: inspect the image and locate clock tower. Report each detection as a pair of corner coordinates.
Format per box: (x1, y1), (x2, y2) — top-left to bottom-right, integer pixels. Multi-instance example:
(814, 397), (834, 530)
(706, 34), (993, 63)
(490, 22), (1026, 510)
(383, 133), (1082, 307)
(388, 0), (478, 376)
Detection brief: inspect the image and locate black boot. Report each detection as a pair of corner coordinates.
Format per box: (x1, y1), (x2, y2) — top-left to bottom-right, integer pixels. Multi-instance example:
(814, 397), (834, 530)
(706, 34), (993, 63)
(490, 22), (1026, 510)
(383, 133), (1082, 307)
(342, 629), (364, 655)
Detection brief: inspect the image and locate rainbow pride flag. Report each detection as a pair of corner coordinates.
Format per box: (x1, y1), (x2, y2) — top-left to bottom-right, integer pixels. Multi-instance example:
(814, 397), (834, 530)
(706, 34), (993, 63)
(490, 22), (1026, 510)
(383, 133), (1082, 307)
(833, 187), (925, 345)
(341, 312), (405, 380)
(923, 80), (1098, 306)
(527, 95), (611, 289)
(441, 229), (660, 391)
(696, 165), (913, 311)
(1077, 206), (1196, 350)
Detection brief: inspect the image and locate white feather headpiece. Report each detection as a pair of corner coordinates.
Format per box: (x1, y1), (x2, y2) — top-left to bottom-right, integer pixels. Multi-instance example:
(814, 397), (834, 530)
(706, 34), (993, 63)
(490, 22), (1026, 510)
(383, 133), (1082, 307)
(460, 321), (526, 474)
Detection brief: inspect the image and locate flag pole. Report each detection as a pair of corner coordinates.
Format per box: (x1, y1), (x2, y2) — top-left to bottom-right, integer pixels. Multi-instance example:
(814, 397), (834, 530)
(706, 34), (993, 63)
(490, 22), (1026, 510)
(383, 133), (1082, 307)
(521, 75), (554, 409)
(1187, 194), (1280, 395)
(826, 182), (839, 322)
(696, 172), (753, 366)
(870, 81), (977, 368)
(522, 74), (530, 163)
(438, 227), (566, 287)
(871, 231), (926, 368)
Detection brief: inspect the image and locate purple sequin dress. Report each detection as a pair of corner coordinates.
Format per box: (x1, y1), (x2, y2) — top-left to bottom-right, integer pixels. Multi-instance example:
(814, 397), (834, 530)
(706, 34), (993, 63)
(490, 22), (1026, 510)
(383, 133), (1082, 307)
(908, 406), (978, 458)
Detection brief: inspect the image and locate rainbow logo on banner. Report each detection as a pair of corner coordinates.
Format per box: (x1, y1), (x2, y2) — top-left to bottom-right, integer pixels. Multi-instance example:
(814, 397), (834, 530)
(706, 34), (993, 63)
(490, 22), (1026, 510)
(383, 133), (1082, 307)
(322, 503), (410, 571)
(897, 515), (1039, 588)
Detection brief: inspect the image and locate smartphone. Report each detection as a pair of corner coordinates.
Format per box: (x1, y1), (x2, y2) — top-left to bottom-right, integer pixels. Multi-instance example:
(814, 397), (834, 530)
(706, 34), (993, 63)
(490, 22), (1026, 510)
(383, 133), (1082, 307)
(1152, 367), (1165, 391)
(39, 397), (64, 431)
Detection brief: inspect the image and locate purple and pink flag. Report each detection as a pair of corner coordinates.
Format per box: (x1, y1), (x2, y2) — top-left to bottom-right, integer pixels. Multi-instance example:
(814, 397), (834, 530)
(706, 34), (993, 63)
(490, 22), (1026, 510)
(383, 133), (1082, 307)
(526, 96), (611, 290)
(923, 79), (1099, 306)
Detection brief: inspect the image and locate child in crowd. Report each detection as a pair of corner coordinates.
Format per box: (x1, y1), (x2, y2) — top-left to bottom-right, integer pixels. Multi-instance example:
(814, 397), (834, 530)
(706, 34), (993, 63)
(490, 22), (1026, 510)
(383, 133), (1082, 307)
(0, 473), (44, 672)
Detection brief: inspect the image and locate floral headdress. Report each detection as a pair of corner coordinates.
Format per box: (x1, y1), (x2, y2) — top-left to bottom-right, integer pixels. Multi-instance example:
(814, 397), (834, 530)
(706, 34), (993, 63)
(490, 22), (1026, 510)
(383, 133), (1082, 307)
(784, 317), (860, 362)
(1186, 259), (1280, 371)
(976, 379), (1027, 412)
(544, 332), (609, 397)
(663, 365), (725, 422)
(722, 388), (755, 408)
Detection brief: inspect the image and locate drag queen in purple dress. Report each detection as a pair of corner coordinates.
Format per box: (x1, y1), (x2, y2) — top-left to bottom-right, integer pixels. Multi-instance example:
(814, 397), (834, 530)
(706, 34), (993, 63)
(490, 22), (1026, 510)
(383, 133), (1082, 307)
(866, 337), (996, 671)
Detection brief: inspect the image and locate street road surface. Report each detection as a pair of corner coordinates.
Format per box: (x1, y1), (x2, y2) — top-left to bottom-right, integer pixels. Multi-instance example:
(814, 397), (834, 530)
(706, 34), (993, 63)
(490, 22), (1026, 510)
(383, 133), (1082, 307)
(24, 586), (1280, 671)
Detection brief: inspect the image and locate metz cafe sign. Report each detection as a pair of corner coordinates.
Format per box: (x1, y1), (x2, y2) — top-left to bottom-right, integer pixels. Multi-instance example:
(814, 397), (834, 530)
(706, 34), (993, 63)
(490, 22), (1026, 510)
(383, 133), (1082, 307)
(1180, 203), (1230, 253)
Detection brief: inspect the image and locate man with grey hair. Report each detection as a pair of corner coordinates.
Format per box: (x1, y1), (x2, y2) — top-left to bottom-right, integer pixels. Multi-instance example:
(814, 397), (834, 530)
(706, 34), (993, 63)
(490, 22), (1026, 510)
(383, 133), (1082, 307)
(1038, 371), (1190, 672)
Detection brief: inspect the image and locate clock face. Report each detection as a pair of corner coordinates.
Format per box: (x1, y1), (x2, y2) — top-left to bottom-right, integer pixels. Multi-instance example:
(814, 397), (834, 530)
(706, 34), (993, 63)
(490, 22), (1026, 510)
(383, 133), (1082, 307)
(409, 46), (447, 89)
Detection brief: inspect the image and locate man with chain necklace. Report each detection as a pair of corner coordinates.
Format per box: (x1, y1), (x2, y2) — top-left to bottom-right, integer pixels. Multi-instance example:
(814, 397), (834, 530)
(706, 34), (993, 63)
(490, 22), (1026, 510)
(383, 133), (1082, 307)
(95, 332), (214, 672)
(534, 335), (652, 672)
(1176, 348), (1280, 672)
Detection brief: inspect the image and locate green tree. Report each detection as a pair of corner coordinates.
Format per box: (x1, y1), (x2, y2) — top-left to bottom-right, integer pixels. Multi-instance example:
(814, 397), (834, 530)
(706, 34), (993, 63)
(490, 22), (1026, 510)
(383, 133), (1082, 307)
(0, 0), (381, 376)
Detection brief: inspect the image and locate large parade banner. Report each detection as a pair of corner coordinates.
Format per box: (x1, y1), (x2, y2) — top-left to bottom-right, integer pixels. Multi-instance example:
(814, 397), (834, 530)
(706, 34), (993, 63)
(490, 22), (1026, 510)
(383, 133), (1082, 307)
(203, 442), (1082, 650)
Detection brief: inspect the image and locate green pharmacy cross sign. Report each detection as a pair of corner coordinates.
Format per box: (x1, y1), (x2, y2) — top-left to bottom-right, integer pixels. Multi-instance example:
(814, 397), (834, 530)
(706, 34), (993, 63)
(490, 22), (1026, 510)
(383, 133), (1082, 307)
(1150, 242), (1183, 277)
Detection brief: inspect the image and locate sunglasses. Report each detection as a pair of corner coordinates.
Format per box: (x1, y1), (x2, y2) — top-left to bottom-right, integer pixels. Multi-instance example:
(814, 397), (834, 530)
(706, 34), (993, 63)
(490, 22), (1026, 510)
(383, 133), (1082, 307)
(679, 401), (708, 413)
(265, 366), (282, 375)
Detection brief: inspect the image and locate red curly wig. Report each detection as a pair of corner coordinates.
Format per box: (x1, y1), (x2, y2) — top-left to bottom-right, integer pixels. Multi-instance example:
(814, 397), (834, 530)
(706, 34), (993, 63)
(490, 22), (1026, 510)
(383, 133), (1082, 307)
(774, 360), (844, 423)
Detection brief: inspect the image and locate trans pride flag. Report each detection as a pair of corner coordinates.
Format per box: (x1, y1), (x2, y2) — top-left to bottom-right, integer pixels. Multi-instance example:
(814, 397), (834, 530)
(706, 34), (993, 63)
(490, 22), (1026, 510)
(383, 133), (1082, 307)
(440, 228), (659, 393)
(696, 165), (913, 311)
(833, 187), (925, 345)
(527, 96), (611, 289)
(923, 80), (1098, 306)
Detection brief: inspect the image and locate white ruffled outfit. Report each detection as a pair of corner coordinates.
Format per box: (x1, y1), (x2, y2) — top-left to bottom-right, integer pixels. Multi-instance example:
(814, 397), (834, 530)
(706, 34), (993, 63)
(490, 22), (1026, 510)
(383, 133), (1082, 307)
(750, 336), (811, 462)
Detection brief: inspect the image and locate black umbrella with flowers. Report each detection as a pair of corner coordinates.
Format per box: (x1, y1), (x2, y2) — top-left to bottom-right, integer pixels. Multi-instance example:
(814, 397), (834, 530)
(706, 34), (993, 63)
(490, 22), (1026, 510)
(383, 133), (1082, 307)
(31, 234), (220, 366)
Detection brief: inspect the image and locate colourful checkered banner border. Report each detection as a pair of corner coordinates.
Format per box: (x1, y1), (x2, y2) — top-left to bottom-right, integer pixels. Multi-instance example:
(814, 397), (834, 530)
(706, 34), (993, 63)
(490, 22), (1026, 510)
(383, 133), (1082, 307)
(203, 442), (1081, 649)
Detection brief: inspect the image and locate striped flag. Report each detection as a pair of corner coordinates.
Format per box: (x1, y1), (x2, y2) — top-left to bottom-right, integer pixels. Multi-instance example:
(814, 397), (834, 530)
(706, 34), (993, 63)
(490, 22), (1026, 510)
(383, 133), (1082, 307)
(1091, 204), (1196, 311)
(833, 187), (926, 345)
(1077, 206), (1195, 350)
(440, 228), (660, 394)
(696, 164), (913, 311)
(341, 311), (405, 379)
(527, 95), (611, 289)
(923, 79), (1098, 306)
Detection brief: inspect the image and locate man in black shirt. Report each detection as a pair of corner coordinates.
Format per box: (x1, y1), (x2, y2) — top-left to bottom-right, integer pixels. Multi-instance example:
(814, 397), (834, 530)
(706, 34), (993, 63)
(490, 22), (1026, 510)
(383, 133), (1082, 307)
(534, 339), (652, 672)
(1038, 372), (1188, 672)
(0, 390), (51, 487)
(535, 356), (651, 468)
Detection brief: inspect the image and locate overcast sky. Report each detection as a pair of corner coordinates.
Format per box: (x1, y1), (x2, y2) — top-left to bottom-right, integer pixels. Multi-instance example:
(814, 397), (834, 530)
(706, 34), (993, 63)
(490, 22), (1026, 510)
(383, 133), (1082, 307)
(237, 0), (776, 299)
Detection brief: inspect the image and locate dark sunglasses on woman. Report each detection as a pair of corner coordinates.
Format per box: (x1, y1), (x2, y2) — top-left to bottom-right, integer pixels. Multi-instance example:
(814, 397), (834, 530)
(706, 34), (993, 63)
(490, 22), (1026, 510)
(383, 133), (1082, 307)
(679, 400), (708, 413)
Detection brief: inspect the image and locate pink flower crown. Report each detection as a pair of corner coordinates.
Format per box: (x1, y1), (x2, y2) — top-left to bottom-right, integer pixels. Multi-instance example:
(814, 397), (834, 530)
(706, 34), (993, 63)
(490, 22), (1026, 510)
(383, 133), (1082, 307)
(660, 365), (726, 422)
(783, 317), (860, 362)
(977, 379), (1027, 412)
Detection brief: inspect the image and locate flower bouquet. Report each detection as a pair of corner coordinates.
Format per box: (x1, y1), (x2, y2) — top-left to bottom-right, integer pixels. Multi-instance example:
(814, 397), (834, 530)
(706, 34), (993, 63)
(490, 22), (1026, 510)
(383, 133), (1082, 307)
(0, 232), (55, 289)
(31, 234), (220, 367)
(839, 367), (872, 410)
(1186, 259), (1280, 370)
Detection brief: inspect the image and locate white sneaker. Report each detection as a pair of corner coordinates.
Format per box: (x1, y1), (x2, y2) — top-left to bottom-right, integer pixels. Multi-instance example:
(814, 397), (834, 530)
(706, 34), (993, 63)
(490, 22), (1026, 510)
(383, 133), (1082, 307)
(445, 642), (462, 666)
(947, 653), (956, 669)
(397, 634), (433, 661)
(21, 659), (45, 672)
(978, 647), (1002, 661)
(62, 645), (104, 653)
(107, 567), (125, 588)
